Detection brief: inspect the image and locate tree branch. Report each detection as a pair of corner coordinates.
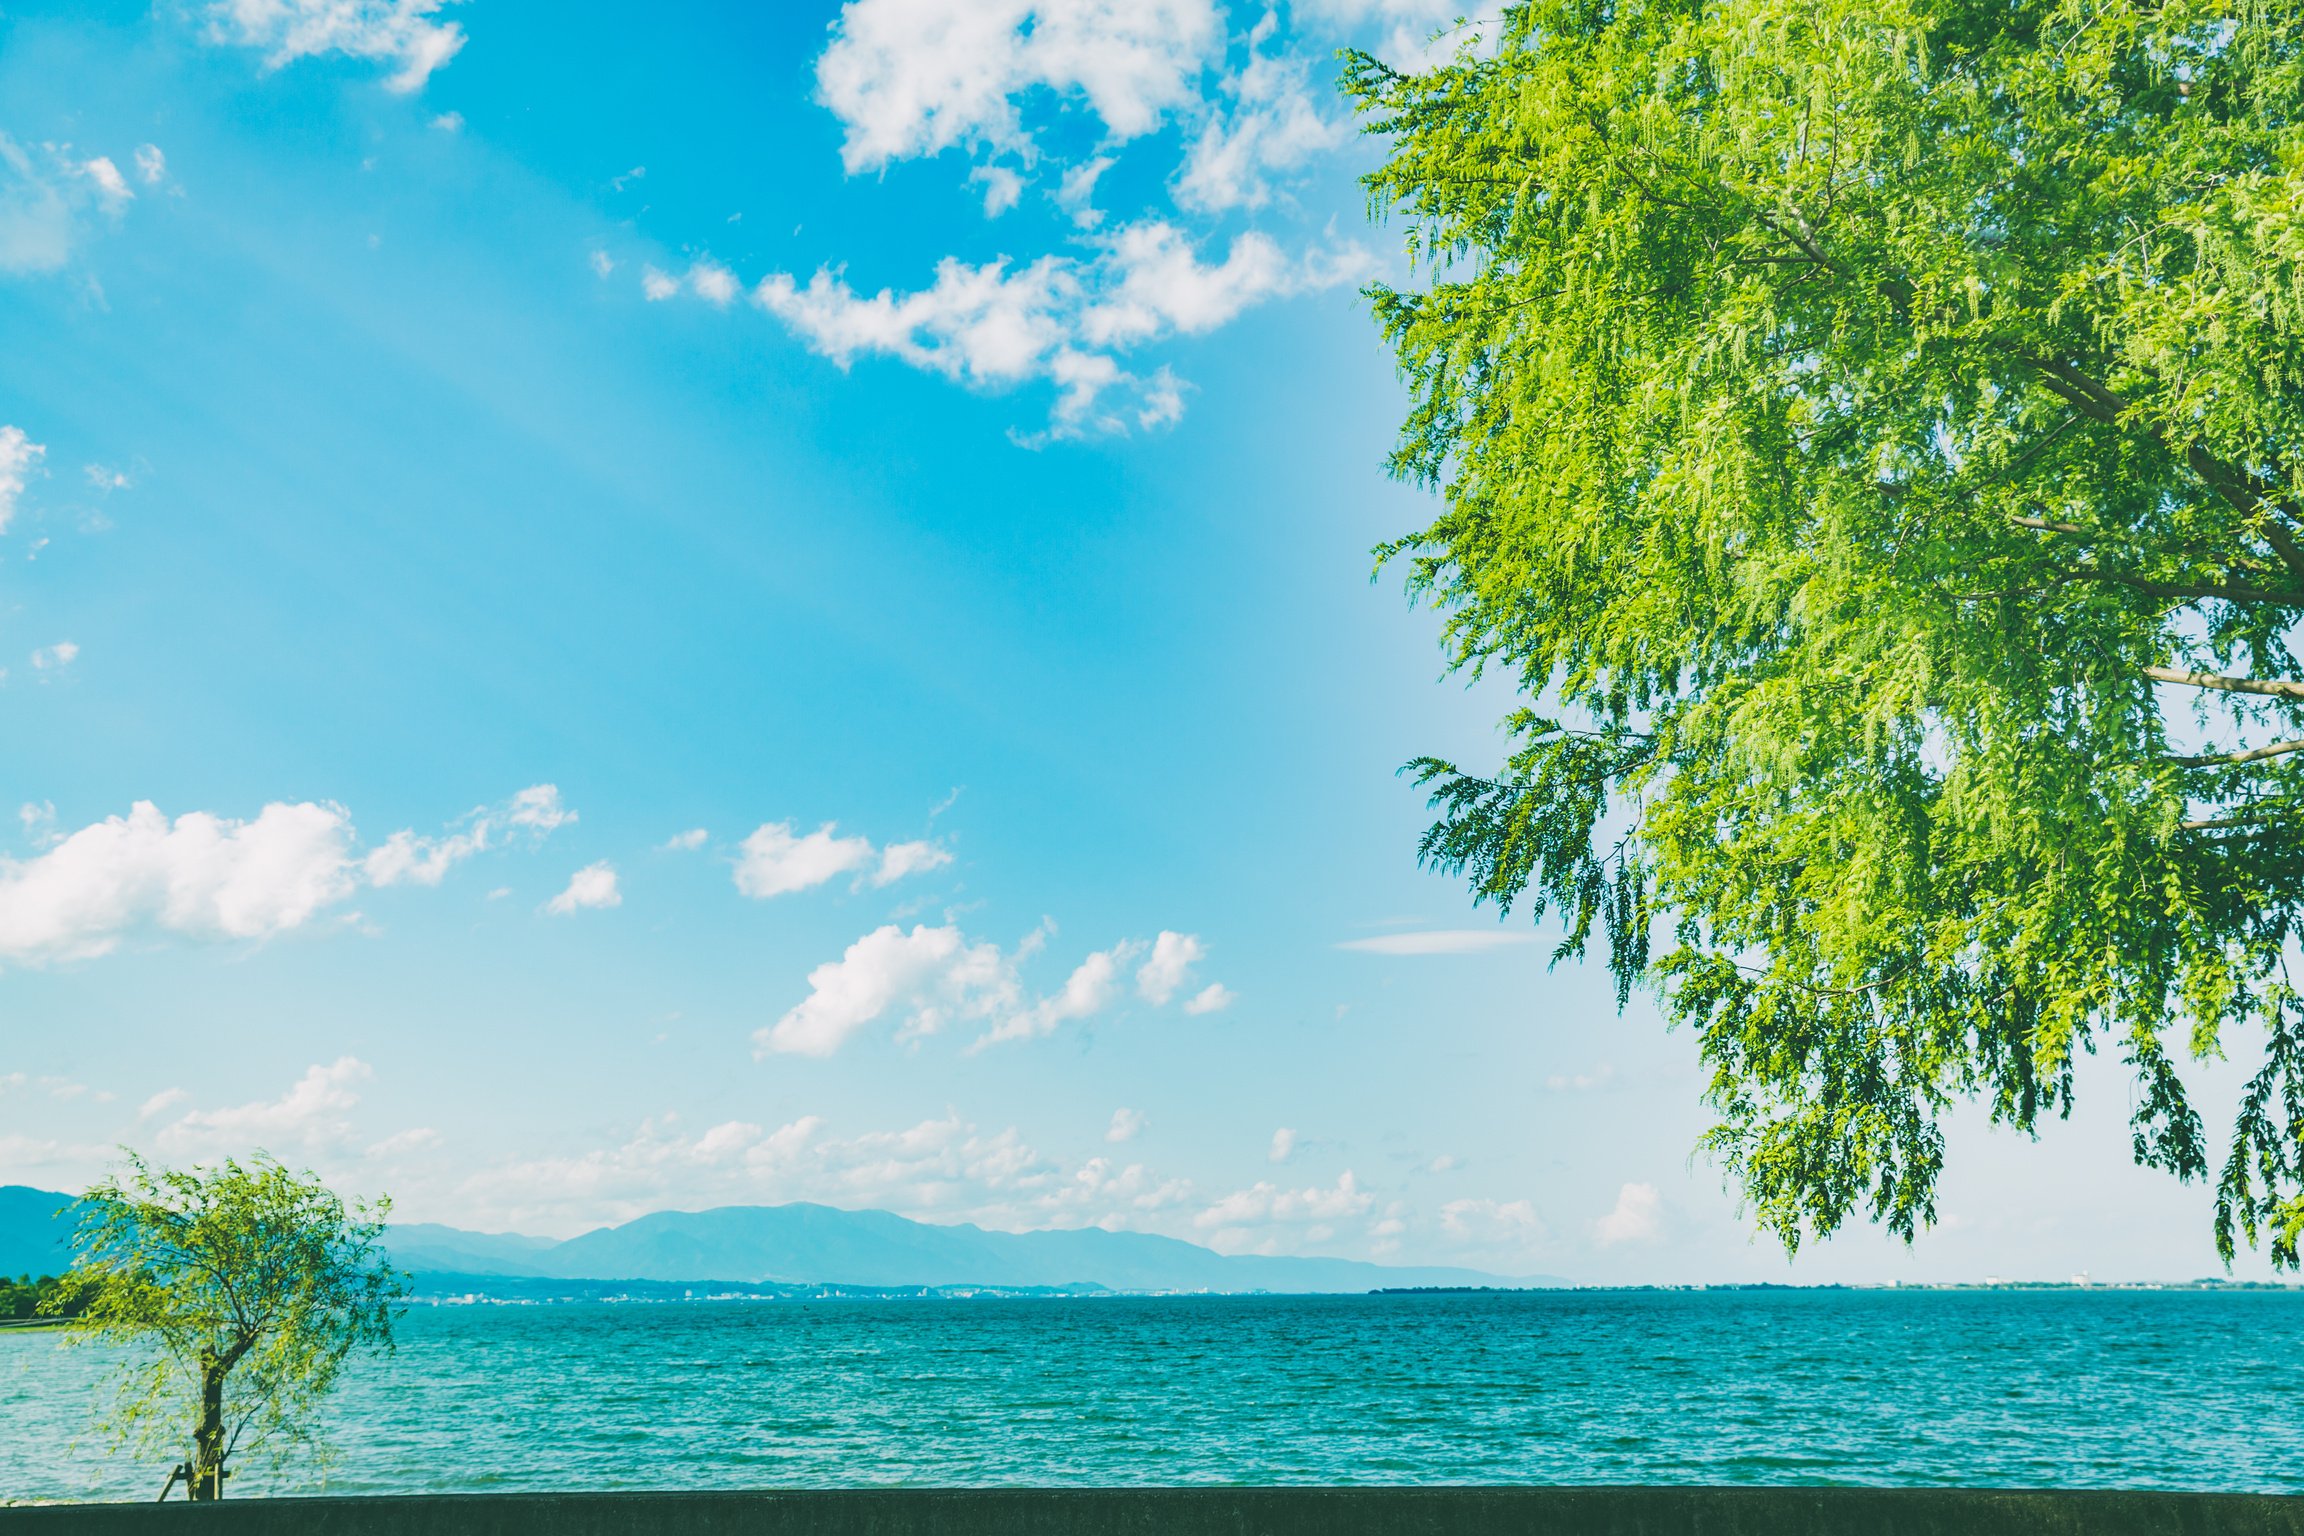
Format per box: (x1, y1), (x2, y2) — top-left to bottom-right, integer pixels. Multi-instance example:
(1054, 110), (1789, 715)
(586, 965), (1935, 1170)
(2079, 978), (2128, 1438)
(2147, 667), (2304, 700)
(2171, 739), (2304, 768)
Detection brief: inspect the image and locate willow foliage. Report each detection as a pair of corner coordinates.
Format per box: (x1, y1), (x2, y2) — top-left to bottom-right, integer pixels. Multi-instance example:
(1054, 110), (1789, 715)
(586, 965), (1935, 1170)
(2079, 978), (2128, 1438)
(1348, 0), (2304, 1260)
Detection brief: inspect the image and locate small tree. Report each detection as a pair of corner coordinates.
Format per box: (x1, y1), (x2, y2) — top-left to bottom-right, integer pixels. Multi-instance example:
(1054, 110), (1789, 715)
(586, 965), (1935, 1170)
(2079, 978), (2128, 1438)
(46, 1152), (406, 1500)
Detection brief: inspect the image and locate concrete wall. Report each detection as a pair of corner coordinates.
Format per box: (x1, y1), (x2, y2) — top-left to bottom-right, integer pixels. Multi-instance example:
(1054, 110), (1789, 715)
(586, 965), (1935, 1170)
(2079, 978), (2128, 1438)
(4, 1488), (2302, 1536)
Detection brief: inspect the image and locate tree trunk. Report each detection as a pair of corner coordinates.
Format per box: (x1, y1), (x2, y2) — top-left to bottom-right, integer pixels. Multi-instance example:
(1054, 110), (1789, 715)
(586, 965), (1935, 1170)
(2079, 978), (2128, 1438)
(190, 1356), (227, 1501)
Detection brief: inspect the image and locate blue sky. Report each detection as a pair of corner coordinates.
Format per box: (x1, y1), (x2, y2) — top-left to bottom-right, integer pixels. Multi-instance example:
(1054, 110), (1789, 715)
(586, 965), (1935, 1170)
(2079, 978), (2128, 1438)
(0, 0), (2270, 1283)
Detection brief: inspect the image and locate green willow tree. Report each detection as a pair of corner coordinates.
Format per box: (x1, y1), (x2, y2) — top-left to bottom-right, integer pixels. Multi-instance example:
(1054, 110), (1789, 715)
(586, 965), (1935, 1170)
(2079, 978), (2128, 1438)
(48, 1154), (405, 1499)
(1347, 0), (2304, 1261)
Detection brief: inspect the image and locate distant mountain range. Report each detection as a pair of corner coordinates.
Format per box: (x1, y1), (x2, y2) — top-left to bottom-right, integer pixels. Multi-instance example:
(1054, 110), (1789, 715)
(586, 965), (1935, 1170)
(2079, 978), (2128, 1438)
(1, 1186), (1558, 1293)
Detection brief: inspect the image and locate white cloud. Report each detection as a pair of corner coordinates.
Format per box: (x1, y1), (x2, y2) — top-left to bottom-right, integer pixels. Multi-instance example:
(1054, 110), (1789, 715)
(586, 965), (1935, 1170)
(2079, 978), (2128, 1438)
(506, 784), (574, 832)
(1268, 1126), (1297, 1163)
(747, 219), (1365, 434)
(0, 425), (46, 531)
(589, 250), (616, 279)
(138, 1087), (188, 1120)
(363, 783), (573, 889)
(1172, 16), (1345, 214)
(78, 158), (133, 212)
(207, 0), (467, 92)
(1292, 0), (1503, 65)
(1135, 929), (1202, 1004)
(816, 0), (1221, 172)
(1055, 156), (1113, 227)
(1440, 1196), (1546, 1244)
(85, 463), (131, 492)
(1195, 1170), (1371, 1237)
(161, 1057), (372, 1153)
(765, 917), (1221, 1057)
(734, 820), (948, 896)
(1594, 1181), (1663, 1247)
(1106, 1107), (1146, 1143)
(367, 1126), (442, 1157)
(1182, 982), (1232, 1015)
(734, 821), (875, 897)
(972, 163), (1024, 217)
(661, 828), (708, 852)
(133, 145), (166, 184)
(0, 800), (359, 964)
(546, 861), (621, 915)
(873, 839), (952, 886)
(689, 261), (739, 306)
(977, 940), (1138, 1046)
(641, 265), (680, 301)
(430, 110), (464, 132)
(28, 642), (75, 672)
(1336, 929), (1537, 956)
(761, 922), (1021, 1056)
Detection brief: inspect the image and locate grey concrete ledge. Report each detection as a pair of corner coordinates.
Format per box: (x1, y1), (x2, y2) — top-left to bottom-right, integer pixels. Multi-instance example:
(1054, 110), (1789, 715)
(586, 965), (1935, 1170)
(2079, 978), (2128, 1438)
(4, 1488), (2303, 1536)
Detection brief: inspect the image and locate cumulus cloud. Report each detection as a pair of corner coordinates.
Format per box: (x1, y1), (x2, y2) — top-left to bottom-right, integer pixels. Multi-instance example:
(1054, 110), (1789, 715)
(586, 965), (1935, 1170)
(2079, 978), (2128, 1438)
(1107, 1107), (1146, 1143)
(0, 426), (45, 533)
(1594, 1182), (1663, 1247)
(160, 1057), (372, 1153)
(1172, 14), (1346, 214)
(1135, 930), (1202, 1005)
(758, 923), (1019, 1056)
(1336, 929), (1538, 956)
(206, 0), (467, 92)
(1182, 982), (1232, 1015)
(977, 940), (1139, 1047)
(546, 861), (621, 915)
(733, 820), (949, 897)
(1268, 1127), (1297, 1163)
(816, 0), (1221, 171)
(641, 265), (680, 301)
(1195, 1171), (1371, 1247)
(730, 219), (1367, 436)
(78, 157), (133, 212)
(1440, 1196), (1546, 1244)
(363, 783), (573, 888)
(0, 800), (360, 964)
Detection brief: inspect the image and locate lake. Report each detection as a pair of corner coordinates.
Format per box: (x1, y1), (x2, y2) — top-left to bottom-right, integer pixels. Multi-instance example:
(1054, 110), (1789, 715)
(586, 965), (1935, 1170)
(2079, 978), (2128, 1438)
(2, 1289), (2297, 1502)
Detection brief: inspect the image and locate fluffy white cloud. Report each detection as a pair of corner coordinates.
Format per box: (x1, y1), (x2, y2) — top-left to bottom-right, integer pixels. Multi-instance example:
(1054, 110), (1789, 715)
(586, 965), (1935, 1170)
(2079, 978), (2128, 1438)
(1594, 1181), (1663, 1247)
(1135, 930), (1202, 1004)
(817, 0), (1221, 171)
(160, 1057), (372, 1153)
(688, 261), (739, 306)
(977, 940), (1139, 1046)
(1195, 1170), (1371, 1240)
(0, 800), (359, 964)
(661, 828), (708, 852)
(1172, 16), (1345, 213)
(734, 820), (949, 897)
(1337, 929), (1538, 956)
(641, 265), (680, 301)
(207, 0), (466, 92)
(734, 821), (873, 896)
(758, 922), (1019, 1056)
(547, 861), (621, 915)
(1106, 1107), (1146, 1143)
(1440, 1196), (1546, 1243)
(873, 839), (953, 885)
(1182, 982), (1232, 1015)
(745, 220), (1365, 434)
(363, 783), (573, 888)
(78, 157), (133, 212)
(1268, 1127), (1297, 1164)
(0, 425), (45, 532)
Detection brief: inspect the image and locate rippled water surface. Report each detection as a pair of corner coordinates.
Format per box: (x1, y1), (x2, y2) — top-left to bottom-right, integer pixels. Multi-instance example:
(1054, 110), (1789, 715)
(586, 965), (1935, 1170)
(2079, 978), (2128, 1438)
(4, 1289), (2299, 1501)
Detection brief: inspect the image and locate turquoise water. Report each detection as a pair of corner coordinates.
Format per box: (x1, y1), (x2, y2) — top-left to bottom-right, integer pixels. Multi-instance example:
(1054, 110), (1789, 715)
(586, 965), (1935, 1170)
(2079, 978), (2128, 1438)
(2, 1289), (2299, 1502)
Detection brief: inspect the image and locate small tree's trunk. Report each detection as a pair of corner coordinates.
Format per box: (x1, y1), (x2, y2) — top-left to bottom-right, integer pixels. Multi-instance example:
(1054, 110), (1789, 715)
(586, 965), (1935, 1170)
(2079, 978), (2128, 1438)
(189, 1355), (228, 1501)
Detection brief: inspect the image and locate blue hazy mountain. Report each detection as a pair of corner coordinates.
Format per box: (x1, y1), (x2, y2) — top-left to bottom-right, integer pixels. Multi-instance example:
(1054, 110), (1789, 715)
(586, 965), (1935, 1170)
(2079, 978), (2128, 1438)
(0, 1186), (77, 1278)
(0, 1189), (1558, 1291)
(387, 1202), (1553, 1291)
